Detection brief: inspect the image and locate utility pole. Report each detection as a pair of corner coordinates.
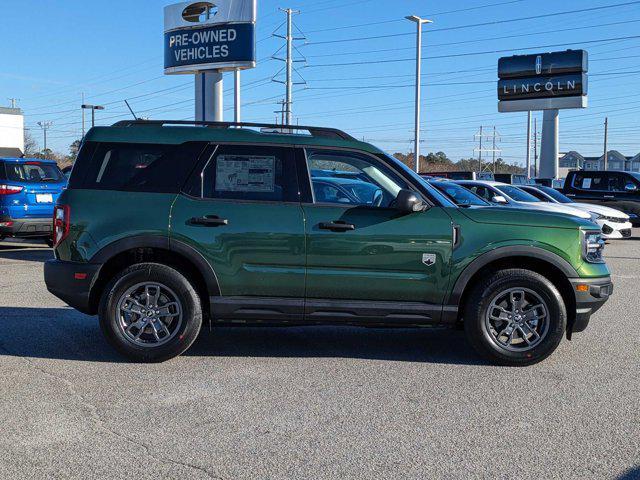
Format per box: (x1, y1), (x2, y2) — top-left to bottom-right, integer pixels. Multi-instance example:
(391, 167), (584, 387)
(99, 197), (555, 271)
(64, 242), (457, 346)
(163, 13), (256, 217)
(8, 98), (19, 109)
(406, 15), (433, 173)
(533, 118), (538, 177)
(492, 126), (497, 173)
(36, 121), (52, 155)
(272, 8), (304, 128)
(603, 117), (609, 171)
(81, 93), (85, 138)
(526, 111), (532, 179)
(478, 126), (483, 173)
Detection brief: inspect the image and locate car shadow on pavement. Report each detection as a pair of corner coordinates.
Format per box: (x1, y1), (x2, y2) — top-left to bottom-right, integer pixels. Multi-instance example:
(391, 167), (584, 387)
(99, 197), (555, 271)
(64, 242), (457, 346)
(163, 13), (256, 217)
(188, 324), (486, 365)
(0, 244), (53, 263)
(0, 306), (486, 365)
(0, 307), (124, 363)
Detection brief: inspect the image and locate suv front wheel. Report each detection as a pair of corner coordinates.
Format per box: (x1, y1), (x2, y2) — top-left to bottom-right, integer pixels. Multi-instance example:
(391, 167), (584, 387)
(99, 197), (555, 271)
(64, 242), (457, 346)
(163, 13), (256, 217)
(463, 269), (566, 366)
(99, 263), (203, 362)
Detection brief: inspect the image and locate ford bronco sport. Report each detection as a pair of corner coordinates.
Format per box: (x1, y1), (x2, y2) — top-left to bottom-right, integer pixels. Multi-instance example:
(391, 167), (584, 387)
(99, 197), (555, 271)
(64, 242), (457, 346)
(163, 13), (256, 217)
(44, 120), (613, 365)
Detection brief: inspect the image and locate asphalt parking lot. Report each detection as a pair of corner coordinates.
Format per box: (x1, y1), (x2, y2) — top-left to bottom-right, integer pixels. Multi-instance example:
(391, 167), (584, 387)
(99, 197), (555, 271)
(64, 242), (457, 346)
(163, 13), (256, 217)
(0, 235), (638, 480)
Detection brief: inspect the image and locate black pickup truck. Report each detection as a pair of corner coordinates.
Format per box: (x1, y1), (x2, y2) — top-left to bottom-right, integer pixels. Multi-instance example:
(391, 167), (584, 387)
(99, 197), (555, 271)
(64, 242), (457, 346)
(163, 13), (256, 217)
(561, 170), (640, 225)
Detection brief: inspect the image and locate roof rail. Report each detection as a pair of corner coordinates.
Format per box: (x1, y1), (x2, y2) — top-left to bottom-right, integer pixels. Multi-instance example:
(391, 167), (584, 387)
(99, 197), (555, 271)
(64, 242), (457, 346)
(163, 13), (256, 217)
(110, 119), (356, 141)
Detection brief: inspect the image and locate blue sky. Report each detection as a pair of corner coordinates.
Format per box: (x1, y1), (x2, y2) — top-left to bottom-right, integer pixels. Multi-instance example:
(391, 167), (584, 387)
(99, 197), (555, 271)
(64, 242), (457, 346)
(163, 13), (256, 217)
(2, 0), (640, 164)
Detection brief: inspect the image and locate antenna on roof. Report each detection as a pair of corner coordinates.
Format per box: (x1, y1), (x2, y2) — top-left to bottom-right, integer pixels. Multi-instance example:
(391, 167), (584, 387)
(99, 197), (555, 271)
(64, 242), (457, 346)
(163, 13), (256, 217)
(124, 100), (138, 120)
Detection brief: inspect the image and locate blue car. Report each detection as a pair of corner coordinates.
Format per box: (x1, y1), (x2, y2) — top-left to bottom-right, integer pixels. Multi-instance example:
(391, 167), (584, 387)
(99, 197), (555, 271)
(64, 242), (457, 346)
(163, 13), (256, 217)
(0, 157), (66, 245)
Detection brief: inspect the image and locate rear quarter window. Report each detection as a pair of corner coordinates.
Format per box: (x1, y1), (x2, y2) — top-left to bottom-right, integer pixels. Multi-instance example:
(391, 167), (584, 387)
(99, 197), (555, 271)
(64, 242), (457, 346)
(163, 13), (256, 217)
(73, 142), (207, 192)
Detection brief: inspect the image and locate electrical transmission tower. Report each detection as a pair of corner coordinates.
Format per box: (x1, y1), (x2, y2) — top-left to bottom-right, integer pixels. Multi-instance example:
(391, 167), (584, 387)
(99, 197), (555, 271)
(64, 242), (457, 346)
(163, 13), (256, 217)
(474, 126), (501, 173)
(272, 8), (306, 126)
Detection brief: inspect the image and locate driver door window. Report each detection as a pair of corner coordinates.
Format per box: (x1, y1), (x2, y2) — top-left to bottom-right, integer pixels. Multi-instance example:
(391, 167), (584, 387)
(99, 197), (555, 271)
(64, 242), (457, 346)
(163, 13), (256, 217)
(306, 149), (415, 208)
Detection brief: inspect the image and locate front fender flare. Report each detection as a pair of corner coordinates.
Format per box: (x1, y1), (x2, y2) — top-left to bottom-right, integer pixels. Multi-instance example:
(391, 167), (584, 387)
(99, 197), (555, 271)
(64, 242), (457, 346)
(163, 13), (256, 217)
(446, 245), (578, 306)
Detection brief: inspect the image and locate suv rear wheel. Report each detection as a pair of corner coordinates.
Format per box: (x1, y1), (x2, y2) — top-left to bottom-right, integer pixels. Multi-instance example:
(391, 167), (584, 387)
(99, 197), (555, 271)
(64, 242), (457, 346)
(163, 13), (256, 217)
(463, 268), (566, 366)
(99, 263), (203, 362)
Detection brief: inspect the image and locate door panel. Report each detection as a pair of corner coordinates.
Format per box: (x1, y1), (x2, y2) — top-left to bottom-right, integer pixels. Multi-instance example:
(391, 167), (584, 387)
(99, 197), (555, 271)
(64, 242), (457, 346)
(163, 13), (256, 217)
(171, 144), (306, 299)
(303, 204), (453, 303)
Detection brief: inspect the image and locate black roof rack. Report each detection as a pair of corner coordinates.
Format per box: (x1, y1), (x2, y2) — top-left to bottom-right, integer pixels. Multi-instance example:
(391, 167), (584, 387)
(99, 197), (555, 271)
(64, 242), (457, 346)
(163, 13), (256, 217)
(111, 120), (356, 141)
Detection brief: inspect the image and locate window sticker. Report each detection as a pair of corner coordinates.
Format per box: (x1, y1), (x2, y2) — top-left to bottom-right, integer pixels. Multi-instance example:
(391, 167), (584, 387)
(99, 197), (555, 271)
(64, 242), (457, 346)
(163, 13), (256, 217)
(582, 178), (592, 189)
(215, 155), (275, 192)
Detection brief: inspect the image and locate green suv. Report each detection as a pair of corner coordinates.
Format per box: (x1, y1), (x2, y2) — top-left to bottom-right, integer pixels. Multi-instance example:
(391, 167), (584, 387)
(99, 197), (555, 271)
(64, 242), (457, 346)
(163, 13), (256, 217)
(44, 121), (613, 365)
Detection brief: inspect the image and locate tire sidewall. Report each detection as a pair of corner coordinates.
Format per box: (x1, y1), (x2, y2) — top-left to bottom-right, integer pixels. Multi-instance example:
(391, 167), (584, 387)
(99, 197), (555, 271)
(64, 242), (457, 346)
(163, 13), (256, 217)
(99, 263), (202, 362)
(465, 270), (566, 365)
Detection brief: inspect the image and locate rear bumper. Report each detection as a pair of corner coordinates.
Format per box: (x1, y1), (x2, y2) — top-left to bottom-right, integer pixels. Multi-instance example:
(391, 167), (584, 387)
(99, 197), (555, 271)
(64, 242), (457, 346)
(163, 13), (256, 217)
(0, 215), (52, 238)
(569, 276), (613, 333)
(44, 259), (102, 314)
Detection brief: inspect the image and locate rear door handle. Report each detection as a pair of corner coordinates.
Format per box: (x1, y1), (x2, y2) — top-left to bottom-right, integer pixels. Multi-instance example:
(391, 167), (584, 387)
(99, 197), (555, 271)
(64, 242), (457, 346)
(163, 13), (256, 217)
(189, 215), (229, 227)
(319, 220), (355, 232)
(603, 195), (615, 199)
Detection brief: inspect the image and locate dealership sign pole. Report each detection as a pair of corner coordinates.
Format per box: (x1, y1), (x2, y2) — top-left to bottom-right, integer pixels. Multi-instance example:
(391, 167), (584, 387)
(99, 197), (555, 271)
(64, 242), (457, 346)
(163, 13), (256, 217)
(164, 1), (257, 122)
(497, 50), (588, 179)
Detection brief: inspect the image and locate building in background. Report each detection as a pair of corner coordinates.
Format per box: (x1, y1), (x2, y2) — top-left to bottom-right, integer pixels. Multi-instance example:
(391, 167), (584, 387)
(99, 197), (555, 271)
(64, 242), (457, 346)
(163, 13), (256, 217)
(0, 107), (24, 156)
(559, 150), (640, 175)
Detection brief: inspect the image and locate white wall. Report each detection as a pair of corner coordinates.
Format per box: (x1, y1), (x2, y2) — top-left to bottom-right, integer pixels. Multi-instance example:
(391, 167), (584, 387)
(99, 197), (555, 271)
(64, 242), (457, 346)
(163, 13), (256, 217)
(0, 111), (25, 153)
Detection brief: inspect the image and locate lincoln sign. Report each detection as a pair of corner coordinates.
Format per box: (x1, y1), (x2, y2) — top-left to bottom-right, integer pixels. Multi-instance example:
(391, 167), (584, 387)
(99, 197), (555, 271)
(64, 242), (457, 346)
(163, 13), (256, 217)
(497, 50), (588, 112)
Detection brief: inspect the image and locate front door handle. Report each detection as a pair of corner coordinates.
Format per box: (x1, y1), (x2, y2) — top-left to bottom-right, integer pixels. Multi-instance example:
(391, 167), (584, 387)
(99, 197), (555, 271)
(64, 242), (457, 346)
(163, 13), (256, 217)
(319, 220), (355, 232)
(189, 215), (229, 227)
(603, 195), (615, 199)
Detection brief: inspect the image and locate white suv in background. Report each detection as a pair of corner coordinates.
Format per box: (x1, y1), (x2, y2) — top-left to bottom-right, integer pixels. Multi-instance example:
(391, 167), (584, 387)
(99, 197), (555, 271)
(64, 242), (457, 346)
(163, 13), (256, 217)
(520, 185), (633, 239)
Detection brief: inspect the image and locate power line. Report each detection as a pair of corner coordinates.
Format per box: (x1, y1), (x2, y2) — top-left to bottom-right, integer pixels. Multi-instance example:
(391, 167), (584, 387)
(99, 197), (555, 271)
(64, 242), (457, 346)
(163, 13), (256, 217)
(304, 1), (640, 45)
(305, 34), (640, 67)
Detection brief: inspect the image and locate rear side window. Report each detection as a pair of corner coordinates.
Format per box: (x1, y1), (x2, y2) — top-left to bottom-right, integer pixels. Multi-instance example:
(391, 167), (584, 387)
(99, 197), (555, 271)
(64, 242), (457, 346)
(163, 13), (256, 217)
(184, 145), (299, 202)
(4, 162), (63, 183)
(572, 173), (606, 190)
(79, 142), (206, 192)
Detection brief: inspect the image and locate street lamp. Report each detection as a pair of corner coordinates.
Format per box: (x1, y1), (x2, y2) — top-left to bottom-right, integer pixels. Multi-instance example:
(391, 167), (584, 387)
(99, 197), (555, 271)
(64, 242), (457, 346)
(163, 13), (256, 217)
(81, 104), (105, 129)
(405, 15), (432, 173)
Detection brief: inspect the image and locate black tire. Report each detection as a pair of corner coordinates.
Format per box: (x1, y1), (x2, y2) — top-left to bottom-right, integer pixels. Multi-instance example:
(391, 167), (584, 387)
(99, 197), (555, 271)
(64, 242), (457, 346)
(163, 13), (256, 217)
(463, 268), (566, 366)
(99, 263), (203, 362)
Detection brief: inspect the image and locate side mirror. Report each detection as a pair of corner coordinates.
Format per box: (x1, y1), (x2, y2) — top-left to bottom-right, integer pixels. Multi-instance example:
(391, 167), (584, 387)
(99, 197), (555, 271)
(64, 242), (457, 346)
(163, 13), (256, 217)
(625, 183), (637, 192)
(395, 189), (426, 213)
(491, 195), (508, 204)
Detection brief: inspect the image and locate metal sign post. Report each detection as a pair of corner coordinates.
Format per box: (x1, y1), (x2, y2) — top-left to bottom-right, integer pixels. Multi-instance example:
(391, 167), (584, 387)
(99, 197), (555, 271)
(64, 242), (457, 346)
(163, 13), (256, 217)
(164, 1), (256, 122)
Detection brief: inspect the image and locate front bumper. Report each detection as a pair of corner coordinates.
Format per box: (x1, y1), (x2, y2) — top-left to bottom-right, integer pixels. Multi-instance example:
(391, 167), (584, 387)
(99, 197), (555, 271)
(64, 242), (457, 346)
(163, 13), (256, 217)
(44, 259), (102, 314)
(600, 220), (633, 239)
(0, 215), (52, 238)
(569, 276), (613, 334)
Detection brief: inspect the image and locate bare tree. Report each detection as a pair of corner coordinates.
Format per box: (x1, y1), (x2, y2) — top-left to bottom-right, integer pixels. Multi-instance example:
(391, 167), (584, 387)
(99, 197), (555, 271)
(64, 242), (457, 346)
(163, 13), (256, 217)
(24, 130), (38, 156)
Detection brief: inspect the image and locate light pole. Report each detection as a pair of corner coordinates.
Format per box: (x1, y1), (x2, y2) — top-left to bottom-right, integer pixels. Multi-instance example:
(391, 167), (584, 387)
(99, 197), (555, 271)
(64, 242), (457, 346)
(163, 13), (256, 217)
(406, 15), (432, 173)
(81, 104), (105, 128)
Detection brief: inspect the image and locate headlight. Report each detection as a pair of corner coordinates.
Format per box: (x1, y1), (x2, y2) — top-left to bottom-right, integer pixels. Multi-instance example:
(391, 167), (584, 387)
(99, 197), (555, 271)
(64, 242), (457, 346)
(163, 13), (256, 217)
(582, 230), (605, 263)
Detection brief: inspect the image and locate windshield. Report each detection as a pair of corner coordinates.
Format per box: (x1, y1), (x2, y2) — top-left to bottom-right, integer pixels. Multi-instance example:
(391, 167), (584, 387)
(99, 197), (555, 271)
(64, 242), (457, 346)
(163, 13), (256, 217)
(538, 186), (573, 203)
(431, 181), (488, 206)
(5, 162), (64, 183)
(377, 152), (457, 207)
(496, 185), (541, 202)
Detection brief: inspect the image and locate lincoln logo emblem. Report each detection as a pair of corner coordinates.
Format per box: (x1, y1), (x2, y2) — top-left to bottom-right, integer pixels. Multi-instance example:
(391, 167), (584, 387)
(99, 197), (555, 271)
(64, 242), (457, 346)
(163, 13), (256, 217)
(535, 55), (542, 75)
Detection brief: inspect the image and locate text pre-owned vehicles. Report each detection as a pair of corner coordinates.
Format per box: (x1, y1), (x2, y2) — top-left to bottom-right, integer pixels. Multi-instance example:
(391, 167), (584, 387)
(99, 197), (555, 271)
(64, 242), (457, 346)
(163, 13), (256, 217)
(420, 171), (494, 181)
(44, 120), (612, 366)
(0, 157), (66, 245)
(561, 170), (640, 226)
(520, 184), (632, 239)
(456, 180), (595, 221)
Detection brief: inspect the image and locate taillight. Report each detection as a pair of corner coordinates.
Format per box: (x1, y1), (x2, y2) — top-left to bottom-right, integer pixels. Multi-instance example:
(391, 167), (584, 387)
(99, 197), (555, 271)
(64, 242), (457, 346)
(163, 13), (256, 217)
(53, 205), (70, 247)
(0, 184), (23, 195)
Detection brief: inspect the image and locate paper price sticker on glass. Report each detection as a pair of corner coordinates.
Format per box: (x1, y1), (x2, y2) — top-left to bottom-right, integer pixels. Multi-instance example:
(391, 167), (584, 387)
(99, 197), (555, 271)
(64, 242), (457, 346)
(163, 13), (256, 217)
(215, 155), (275, 192)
